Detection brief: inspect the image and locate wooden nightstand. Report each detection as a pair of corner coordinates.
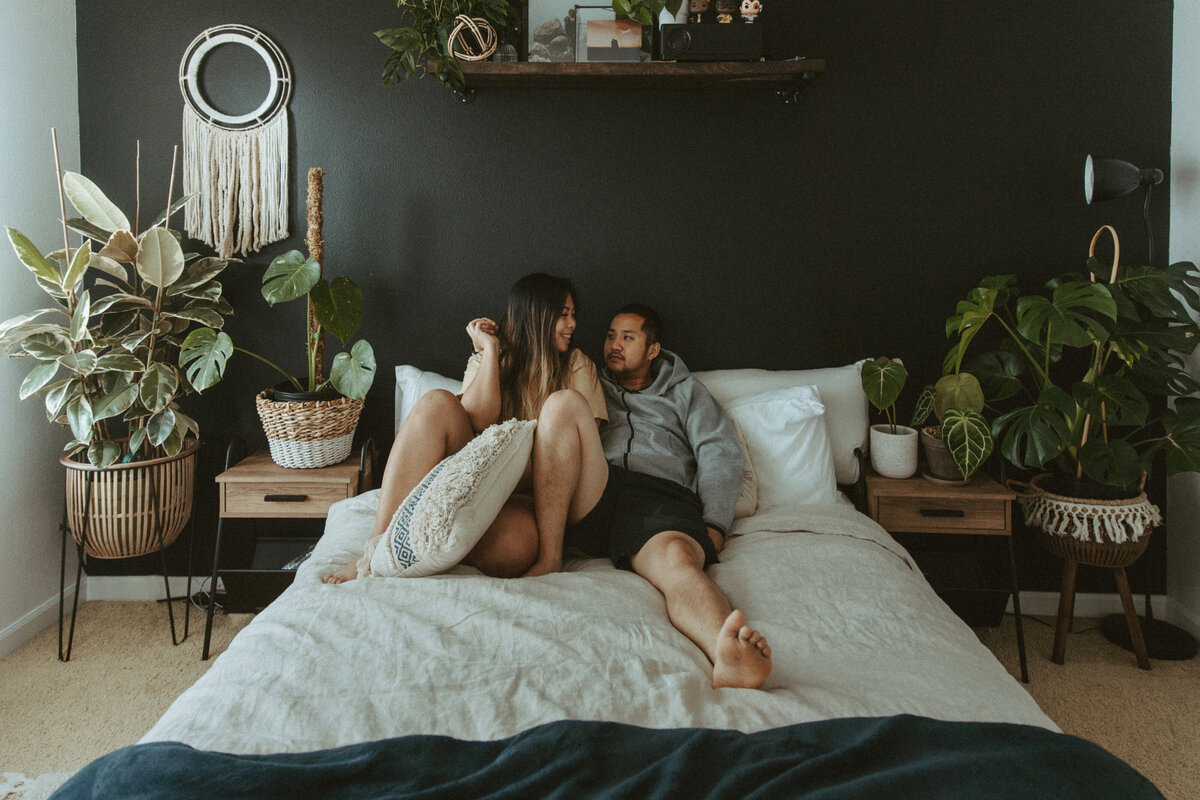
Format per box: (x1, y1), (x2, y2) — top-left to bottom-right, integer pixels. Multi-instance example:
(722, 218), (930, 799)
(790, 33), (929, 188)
(865, 471), (1029, 683)
(202, 441), (373, 659)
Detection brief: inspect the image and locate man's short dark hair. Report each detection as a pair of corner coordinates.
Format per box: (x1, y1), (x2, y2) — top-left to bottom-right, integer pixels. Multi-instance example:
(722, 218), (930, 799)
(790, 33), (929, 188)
(615, 303), (662, 346)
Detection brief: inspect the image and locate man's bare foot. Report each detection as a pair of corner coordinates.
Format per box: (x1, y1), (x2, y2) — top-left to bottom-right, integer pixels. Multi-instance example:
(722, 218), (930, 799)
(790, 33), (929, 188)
(712, 609), (772, 689)
(322, 563), (358, 584)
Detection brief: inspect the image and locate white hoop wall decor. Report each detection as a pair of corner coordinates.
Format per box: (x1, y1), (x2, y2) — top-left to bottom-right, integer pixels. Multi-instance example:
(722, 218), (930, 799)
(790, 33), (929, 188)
(179, 24), (292, 258)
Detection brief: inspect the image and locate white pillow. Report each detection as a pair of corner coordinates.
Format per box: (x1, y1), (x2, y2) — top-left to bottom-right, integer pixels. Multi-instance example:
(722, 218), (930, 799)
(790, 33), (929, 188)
(395, 365), (462, 433)
(367, 418), (535, 577)
(732, 419), (759, 518)
(722, 385), (838, 510)
(694, 361), (867, 486)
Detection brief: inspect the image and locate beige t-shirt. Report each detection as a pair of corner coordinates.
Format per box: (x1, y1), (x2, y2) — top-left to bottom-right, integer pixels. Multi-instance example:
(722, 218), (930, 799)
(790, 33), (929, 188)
(462, 348), (608, 422)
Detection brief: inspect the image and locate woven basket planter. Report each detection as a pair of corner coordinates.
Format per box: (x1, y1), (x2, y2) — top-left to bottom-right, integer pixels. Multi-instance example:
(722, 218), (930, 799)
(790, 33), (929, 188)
(1014, 473), (1160, 568)
(256, 389), (363, 469)
(61, 437), (197, 559)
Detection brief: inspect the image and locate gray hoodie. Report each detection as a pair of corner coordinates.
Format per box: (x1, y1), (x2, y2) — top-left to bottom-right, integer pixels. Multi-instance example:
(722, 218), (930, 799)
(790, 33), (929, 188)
(599, 349), (744, 535)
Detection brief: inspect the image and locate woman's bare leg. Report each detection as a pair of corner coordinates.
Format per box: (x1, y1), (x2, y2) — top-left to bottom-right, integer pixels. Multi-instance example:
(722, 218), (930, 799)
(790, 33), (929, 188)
(323, 390), (476, 583)
(463, 493), (539, 578)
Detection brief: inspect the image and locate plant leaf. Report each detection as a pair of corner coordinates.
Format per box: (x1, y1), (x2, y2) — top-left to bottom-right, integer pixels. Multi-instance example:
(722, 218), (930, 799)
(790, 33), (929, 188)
(91, 382), (138, 422)
(150, 194), (197, 229)
(62, 241), (92, 291)
(7, 227), (61, 286)
(69, 289), (91, 342)
(87, 439), (122, 468)
(128, 427), (148, 458)
(138, 362), (178, 412)
(1072, 375), (1148, 427)
(940, 407), (993, 480)
(65, 395), (94, 443)
(94, 353), (148, 373)
(932, 372), (985, 420)
(136, 228), (186, 288)
(19, 361), (60, 399)
(146, 407), (177, 447)
(911, 384), (935, 427)
(1078, 439), (1144, 490)
(58, 349), (97, 375)
(860, 357), (907, 415)
(329, 339), (376, 401)
(167, 257), (230, 296)
(1016, 281), (1116, 348)
(98, 229), (138, 263)
(992, 385), (1076, 469)
(62, 172), (130, 233)
(261, 250), (320, 305)
(311, 277), (364, 345)
(179, 328), (233, 391)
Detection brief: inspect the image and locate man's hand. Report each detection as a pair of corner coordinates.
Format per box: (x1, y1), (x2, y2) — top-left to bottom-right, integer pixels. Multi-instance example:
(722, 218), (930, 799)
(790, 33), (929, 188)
(707, 526), (725, 553)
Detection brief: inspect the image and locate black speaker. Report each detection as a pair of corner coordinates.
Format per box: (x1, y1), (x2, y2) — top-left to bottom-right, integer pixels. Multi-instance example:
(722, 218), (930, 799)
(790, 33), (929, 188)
(659, 23), (763, 61)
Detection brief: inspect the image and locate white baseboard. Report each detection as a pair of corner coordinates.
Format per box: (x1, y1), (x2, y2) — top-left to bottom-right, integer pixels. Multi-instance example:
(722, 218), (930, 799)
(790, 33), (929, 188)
(0, 582), (80, 659)
(83, 575), (204, 602)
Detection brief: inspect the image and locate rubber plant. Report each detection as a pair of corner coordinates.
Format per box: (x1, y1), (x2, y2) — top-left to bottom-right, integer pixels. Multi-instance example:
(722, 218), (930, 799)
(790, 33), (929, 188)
(0, 154), (236, 468)
(612, 0), (683, 25)
(377, 0), (523, 92)
(940, 227), (1200, 492)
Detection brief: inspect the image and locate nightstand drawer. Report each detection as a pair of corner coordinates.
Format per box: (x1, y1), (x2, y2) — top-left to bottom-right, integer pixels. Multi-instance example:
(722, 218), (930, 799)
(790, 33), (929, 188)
(875, 495), (1008, 533)
(220, 481), (354, 518)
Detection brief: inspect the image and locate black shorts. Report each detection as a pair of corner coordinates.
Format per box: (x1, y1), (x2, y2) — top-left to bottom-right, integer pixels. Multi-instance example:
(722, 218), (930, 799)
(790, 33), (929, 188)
(564, 464), (719, 569)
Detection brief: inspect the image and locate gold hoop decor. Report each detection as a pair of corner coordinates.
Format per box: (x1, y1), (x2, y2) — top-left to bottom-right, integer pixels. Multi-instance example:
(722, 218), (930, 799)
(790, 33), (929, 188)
(179, 24), (292, 258)
(449, 15), (498, 61)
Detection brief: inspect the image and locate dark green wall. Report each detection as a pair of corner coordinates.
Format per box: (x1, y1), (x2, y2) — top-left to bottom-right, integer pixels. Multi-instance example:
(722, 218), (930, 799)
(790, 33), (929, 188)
(75, 0), (1174, 594)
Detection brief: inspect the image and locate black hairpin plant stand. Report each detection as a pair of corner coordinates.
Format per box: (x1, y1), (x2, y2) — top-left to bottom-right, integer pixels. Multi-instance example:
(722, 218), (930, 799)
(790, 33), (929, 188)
(57, 464), (195, 662)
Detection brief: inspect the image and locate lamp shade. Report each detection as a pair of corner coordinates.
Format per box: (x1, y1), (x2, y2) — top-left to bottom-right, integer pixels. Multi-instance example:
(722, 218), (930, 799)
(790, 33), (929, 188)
(1084, 155), (1164, 204)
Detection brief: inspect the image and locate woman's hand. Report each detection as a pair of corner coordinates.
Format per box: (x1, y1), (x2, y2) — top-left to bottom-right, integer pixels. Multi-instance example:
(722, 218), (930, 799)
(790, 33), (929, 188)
(466, 317), (500, 354)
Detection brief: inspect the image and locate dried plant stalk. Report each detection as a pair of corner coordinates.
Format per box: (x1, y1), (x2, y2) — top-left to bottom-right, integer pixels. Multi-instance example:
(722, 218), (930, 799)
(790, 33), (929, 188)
(306, 167), (326, 384)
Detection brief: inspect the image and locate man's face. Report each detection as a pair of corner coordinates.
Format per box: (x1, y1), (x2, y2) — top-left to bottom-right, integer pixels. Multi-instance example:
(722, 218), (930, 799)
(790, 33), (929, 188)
(604, 313), (660, 382)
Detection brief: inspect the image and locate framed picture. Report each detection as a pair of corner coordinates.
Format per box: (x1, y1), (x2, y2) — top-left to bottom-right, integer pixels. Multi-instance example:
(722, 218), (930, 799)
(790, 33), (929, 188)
(526, 0), (584, 62)
(575, 6), (650, 63)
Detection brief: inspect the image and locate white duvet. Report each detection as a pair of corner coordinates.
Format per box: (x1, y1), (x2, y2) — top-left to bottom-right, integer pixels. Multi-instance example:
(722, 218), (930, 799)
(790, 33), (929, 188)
(141, 492), (1054, 754)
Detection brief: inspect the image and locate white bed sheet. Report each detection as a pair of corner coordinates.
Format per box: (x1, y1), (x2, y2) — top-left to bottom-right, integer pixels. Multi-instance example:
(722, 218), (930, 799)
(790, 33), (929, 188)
(142, 492), (1054, 753)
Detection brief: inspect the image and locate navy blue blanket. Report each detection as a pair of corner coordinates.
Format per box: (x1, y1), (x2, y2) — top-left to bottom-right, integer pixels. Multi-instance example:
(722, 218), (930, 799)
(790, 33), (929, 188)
(52, 715), (1163, 800)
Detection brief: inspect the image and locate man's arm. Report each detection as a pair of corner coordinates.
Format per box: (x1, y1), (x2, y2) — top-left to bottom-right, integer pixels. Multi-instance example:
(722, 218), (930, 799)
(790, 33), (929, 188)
(683, 380), (744, 538)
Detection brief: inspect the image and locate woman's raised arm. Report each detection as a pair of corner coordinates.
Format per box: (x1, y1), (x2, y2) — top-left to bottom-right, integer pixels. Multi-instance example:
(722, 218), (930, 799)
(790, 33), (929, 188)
(461, 318), (503, 432)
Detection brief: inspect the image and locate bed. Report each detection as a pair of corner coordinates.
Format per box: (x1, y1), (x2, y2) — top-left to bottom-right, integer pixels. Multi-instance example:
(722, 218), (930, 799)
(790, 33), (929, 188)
(50, 362), (1165, 799)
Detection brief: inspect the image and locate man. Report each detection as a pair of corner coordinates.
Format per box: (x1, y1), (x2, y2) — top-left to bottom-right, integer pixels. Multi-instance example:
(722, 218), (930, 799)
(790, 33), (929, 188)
(523, 304), (772, 690)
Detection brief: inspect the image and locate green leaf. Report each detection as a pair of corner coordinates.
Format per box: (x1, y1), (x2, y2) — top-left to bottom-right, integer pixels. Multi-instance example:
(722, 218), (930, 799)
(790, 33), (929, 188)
(179, 328), (233, 391)
(20, 330), (73, 360)
(7, 227), (61, 286)
(128, 427), (148, 458)
(44, 378), (78, 420)
(311, 277), (364, 345)
(138, 362), (178, 412)
(150, 194), (197, 229)
(66, 217), (114, 244)
(164, 305), (226, 328)
(1072, 375), (1148, 428)
(62, 172), (130, 232)
(1078, 439), (1144, 490)
(94, 353), (147, 373)
(91, 382), (138, 422)
(167, 257), (230, 296)
(940, 407), (993, 480)
(329, 339), (376, 401)
(932, 372), (985, 420)
(262, 250), (320, 305)
(19, 361), (60, 399)
(87, 439), (122, 468)
(62, 241), (91, 291)
(860, 357), (907, 415)
(1015, 281), (1116, 348)
(911, 384), (935, 427)
(69, 289), (91, 342)
(58, 349), (97, 375)
(146, 408), (177, 447)
(992, 385), (1076, 470)
(65, 395), (94, 443)
(136, 228), (186, 288)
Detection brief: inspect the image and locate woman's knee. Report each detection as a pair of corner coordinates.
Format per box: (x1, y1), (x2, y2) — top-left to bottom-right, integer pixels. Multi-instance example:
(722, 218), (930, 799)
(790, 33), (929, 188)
(538, 389), (590, 426)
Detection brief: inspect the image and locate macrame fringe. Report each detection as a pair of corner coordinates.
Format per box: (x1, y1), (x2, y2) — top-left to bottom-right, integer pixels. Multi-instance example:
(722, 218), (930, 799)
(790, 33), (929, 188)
(1019, 494), (1162, 545)
(181, 104), (289, 258)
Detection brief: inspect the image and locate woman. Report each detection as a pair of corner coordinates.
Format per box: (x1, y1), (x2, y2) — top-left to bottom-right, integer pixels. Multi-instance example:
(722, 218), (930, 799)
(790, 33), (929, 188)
(323, 272), (606, 583)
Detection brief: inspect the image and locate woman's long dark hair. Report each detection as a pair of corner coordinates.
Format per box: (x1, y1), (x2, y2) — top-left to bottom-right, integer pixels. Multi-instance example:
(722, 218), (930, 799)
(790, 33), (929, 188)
(497, 273), (577, 420)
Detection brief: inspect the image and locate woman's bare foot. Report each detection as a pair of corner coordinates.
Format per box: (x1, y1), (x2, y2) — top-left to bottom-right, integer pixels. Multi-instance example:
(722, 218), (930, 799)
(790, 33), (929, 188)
(322, 563), (359, 584)
(711, 609), (772, 689)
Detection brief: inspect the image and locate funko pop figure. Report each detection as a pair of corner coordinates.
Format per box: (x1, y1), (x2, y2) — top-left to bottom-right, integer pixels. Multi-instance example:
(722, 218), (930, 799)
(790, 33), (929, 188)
(688, 0), (710, 23)
(740, 0), (762, 23)
(716, 0), (735, 23)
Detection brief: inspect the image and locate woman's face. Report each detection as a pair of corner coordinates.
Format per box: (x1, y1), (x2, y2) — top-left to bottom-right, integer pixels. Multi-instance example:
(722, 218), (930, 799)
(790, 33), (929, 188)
(554, 294), (577, 353)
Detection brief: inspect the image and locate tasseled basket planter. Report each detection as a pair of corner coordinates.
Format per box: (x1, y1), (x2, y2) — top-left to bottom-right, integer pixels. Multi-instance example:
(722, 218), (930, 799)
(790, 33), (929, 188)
(61, 437), (198, 559)
(256, 390), (363, 469)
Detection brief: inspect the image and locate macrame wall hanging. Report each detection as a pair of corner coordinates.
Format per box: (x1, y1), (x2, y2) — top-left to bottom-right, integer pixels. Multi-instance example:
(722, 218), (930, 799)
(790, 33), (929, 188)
(178, 24), (292, 258)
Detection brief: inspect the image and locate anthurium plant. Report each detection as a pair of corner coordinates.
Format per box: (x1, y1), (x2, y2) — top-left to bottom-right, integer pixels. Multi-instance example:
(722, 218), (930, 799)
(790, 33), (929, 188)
(231, 250), (376, 402)
(0, 166), (236, 468)
(941, 226), (1200, 492)
(912, 372), (994, 482)
(861, 356), (908, 434)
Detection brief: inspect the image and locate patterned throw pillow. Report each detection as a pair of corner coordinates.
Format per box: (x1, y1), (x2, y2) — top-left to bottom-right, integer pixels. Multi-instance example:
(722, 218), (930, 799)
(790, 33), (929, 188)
(366, 418), (536, 578)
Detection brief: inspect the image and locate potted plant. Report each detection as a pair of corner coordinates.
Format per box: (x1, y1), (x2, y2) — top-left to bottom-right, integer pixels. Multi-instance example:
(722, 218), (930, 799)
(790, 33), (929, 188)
(376, 0), (523, 93)
(941, 225), (1200, 560)
(911, 372), (994, 483)
(0, 155), (235, 560)
(861, 356), (919, 479)
(231, 169), (376, 469)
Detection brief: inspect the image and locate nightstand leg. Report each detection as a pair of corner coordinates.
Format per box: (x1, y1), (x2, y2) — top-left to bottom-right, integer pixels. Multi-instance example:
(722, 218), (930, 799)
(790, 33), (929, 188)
(202, 516), (226, 661)
(1006, 535), (1029, 683)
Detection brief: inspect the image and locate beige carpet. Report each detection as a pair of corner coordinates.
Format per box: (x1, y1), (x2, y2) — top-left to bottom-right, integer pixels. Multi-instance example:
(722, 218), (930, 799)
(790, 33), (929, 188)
(1, 602), (1197, 799)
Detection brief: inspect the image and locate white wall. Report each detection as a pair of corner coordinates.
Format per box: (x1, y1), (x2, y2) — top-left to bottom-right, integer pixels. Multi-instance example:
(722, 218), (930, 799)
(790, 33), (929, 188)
(1169, 0), (1200, 637)
(0, 0), (80, 657)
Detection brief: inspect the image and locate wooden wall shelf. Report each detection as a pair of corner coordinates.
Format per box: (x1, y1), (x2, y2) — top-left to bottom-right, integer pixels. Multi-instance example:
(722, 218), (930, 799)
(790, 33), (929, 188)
(442, 59), (825, 101)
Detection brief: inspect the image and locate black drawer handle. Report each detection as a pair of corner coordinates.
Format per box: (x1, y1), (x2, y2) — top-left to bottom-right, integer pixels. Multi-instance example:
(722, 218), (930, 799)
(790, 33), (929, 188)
(264, 494), (308, 502)
(919, 508), (965, 518)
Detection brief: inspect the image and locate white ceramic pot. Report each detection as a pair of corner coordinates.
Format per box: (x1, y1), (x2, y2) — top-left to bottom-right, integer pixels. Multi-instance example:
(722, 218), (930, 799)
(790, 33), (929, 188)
(869, 424), (919, 479)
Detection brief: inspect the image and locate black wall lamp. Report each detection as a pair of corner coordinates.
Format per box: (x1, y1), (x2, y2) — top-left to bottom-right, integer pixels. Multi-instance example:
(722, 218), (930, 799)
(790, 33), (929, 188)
(1084, 154), (1164, 265)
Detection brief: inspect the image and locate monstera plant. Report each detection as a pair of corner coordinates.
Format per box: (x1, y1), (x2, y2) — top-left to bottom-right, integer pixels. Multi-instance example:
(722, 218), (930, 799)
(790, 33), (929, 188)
(941, 231), (1200, 494)
(1, 170), (235, 468)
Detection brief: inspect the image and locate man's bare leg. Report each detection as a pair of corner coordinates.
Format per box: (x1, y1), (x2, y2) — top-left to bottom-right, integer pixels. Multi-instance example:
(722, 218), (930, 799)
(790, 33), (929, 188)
(323, 390), (476, 584)
(522, 389), (611, 577)
(630, 531), (772, 689)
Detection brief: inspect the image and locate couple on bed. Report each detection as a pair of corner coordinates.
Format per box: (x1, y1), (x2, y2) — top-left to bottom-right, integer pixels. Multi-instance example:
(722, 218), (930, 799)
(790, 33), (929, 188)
(322, 272), (771, 690)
